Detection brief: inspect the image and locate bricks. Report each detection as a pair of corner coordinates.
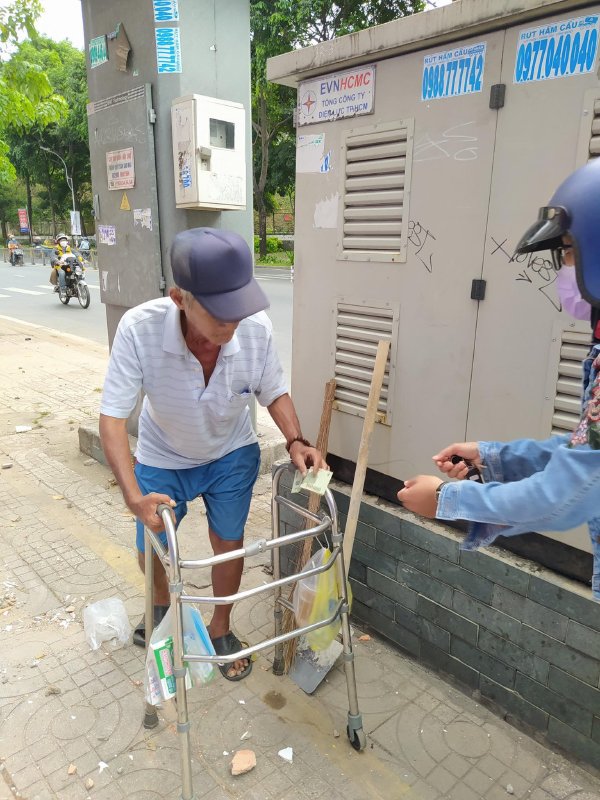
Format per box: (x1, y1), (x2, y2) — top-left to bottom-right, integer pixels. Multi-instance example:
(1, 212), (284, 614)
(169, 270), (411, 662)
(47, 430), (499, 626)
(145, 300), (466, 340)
(516, 673), (593, 736)
(479, 675), (549, 731)
(547, 666), (600, 717)
(367, 567), (418, 610)
(453, 592), (521, 641)
(451, 638), (516, 689)
(429, 555), (494, 604)
(417, 596), (478, 646)
(528, 575), (600, 629)
(478, 629), (549, 685)
(521, 625), (599, 686)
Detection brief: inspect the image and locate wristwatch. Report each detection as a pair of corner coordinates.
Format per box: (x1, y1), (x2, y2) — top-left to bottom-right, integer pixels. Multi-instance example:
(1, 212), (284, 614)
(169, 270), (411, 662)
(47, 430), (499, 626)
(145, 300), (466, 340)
(435, 481), (448, 500)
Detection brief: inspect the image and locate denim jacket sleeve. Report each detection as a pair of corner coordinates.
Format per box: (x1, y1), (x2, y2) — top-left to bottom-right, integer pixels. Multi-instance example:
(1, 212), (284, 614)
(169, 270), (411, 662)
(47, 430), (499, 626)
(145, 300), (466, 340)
(436, 440), (600, 538)
(477, 434), (570, 483)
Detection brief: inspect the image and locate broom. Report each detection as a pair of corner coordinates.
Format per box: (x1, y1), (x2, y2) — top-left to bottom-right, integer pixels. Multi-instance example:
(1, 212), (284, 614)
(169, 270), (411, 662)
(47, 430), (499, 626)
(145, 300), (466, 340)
(282, 378), (336, 673)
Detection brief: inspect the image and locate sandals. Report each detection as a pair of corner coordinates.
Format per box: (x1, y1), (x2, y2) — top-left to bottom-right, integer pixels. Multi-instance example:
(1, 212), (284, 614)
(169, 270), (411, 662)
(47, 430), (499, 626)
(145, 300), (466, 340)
(211, 631), (253, 681)
(132, 604), (170, 648)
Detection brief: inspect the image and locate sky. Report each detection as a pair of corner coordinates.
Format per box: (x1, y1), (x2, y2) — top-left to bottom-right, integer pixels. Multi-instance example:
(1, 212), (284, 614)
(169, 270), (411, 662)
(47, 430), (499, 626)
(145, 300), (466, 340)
(35, 0), (452, 52)
(38, 0), (85, 50)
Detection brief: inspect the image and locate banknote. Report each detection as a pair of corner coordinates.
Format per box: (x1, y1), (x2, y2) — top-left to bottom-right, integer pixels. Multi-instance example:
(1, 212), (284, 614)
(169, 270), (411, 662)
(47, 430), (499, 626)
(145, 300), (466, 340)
(291, 467), (333, 496)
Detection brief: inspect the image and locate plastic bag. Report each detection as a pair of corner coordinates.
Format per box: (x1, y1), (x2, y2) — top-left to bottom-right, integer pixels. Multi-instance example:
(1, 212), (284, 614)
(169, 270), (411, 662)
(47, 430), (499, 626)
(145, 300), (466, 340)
(294, 548), (352, 652)
(83, 597), (131, 651)
(144, 604), (216, 705)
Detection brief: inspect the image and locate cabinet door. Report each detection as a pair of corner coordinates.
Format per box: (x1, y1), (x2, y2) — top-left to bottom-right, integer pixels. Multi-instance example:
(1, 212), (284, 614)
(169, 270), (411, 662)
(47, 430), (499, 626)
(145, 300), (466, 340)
(468, 9), (600, 444)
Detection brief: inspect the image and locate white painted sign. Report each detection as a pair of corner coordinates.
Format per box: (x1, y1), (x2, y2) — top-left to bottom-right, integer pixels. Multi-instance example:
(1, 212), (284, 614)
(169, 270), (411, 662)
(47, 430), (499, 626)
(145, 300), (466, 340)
(70, 210), (81, 236)
(297, 65), (375, 127)
(106, 147), (135, 190)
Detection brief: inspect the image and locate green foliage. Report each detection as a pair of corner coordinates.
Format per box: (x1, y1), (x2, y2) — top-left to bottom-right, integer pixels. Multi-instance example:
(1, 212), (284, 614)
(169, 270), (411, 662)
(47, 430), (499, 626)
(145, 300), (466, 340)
(255, 250), (294, 267)
(254, 235), (282, 253)
(6, 36), (91, 231)
(250, 0), (425, 255)
(0, 2), (66, 185)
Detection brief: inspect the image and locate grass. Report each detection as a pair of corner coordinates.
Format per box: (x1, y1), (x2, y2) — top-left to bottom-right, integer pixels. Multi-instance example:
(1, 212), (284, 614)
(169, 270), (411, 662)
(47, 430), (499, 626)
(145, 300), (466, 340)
(255, 251), (293, 268)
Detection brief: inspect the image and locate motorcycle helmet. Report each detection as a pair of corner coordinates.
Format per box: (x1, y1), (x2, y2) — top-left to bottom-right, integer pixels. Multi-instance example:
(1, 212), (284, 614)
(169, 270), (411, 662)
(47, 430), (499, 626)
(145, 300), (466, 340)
(515, 158), (600, 307)
(55, 233), (68, 246)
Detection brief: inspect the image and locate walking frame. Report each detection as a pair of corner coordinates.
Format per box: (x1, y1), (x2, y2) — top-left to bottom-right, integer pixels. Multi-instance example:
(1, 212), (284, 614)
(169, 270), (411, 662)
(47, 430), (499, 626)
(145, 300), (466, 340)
(142, 461), (365, 800)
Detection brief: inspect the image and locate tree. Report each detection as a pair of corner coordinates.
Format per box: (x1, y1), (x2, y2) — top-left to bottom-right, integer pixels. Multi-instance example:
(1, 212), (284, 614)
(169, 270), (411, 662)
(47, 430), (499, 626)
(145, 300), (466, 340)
(8, 37), (89, 236)
(250, 0), (425, 256)
(0, 1), (65, 187)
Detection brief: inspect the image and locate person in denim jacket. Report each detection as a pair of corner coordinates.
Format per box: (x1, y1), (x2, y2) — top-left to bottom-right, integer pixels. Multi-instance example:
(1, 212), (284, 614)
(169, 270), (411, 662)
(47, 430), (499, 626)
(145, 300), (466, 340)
(399, 159), (600, 599)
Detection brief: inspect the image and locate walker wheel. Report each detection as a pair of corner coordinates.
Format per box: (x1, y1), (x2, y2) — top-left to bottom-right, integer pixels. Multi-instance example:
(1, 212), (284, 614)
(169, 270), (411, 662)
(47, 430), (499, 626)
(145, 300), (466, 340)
(347, 725), (366, 751)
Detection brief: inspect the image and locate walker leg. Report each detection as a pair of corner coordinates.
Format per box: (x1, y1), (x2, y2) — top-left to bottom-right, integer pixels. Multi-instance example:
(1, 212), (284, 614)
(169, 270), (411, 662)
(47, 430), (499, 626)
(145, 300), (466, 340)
(171, 582), (194, 798)
(144, 530), (154, 652)
(143, 703), (159, 729)
(339, 609), (366, 751)
(272, 606), (285, 675)
(271, 468), (285, 676)
(143, 531), (159, 730)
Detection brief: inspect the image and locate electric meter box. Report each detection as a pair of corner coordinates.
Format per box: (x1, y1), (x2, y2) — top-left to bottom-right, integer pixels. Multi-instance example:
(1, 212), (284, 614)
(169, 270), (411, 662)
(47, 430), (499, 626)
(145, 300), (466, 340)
(171, 94), (246, 210)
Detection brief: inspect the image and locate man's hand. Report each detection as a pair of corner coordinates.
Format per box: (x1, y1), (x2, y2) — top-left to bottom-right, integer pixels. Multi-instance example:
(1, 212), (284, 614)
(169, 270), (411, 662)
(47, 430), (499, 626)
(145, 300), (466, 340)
(288, 440), (328, 476)
(433, 442), (482, 480)
(127, 492), (176, 533)
(397, 475), (444, 518)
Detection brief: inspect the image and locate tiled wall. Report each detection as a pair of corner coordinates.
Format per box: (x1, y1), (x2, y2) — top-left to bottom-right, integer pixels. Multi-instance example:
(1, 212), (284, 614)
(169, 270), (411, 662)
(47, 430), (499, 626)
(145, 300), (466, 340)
(275, 472), (600, 770)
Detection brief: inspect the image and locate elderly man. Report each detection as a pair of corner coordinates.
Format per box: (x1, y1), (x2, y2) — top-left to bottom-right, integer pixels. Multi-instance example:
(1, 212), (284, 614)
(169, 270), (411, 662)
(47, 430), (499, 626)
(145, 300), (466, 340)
(100, 227), (326, 680)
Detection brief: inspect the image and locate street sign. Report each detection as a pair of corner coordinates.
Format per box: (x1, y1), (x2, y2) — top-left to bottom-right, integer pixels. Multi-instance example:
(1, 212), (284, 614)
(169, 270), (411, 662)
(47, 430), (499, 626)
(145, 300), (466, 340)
(70, 210), (81, 236)
(17, 208), (29, 234)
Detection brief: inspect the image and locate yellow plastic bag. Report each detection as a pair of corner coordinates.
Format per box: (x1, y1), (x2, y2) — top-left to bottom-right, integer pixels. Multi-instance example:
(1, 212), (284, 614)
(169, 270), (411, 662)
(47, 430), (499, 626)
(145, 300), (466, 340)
(294, 548), (352, 652)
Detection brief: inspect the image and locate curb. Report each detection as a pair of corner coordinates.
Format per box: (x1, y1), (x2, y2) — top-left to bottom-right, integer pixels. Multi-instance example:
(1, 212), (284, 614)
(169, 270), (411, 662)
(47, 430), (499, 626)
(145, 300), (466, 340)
(78, 421), (288, 476)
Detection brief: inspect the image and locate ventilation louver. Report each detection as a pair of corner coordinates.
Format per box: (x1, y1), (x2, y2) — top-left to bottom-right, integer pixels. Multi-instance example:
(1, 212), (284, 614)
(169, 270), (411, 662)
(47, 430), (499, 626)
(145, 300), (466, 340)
(334, 302), (396, 424)
(551, 329), (590, 435)
(339, 120), (414, 263)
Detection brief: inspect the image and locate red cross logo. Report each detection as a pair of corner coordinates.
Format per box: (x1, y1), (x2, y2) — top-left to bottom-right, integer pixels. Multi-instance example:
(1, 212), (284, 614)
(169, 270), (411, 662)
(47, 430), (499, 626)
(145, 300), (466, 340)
(302, 91), (317, 116)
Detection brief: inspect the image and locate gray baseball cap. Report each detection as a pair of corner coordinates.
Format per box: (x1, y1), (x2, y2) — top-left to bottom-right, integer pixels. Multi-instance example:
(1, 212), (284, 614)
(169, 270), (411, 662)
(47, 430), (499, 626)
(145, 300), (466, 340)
(170, 227), (269, 322)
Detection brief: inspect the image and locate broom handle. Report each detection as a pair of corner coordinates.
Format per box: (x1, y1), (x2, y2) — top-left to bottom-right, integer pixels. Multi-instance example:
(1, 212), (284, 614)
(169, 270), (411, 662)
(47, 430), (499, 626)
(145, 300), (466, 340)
(342, 339), (390, 574)
(307, 378), (336, 515)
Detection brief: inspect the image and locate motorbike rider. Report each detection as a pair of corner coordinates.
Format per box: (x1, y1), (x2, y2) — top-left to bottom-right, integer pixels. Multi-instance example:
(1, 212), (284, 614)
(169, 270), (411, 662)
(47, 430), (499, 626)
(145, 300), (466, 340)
(7, 236), (19, 266)
(50, 233), (81, 293)
(398, 157), (600, 599)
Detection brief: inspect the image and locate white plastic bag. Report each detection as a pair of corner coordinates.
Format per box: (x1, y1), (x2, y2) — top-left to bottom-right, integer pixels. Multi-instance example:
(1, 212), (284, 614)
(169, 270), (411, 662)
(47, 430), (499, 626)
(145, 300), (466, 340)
(83, 597), (131, 651)
(144, 604), (216, 705)
(181, 604), (216, 686)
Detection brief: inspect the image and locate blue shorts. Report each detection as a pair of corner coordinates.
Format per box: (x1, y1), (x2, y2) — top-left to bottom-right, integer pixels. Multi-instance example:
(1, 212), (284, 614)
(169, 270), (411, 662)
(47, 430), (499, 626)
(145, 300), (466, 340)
(134, 443), (260, 552)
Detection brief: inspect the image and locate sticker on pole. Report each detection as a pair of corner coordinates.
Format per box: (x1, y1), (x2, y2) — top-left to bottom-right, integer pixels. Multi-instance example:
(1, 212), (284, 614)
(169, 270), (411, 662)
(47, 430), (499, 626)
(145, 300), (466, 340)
(89, 35), (108, 69)
(514, 15), (599, 84)
(155, 27), (182, 74)
(106, 148), (135, 191)
(421, 42), (486, 101)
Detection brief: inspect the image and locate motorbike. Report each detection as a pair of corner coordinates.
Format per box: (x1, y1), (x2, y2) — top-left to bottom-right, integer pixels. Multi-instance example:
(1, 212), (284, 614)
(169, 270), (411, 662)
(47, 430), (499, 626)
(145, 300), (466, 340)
(9, 247), (23, 266)
(57, 256), (91, 309)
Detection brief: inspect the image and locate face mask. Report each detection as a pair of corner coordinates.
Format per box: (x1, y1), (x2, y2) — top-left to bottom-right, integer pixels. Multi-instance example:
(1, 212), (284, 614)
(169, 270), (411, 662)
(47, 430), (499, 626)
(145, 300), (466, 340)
(556, 265), (591, 321)
(59, 240), (68, 248)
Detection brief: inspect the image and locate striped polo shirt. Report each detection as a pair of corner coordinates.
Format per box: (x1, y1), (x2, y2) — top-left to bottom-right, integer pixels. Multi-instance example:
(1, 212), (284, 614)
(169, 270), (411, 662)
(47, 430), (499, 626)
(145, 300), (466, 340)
(101, 297), (287, 469)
